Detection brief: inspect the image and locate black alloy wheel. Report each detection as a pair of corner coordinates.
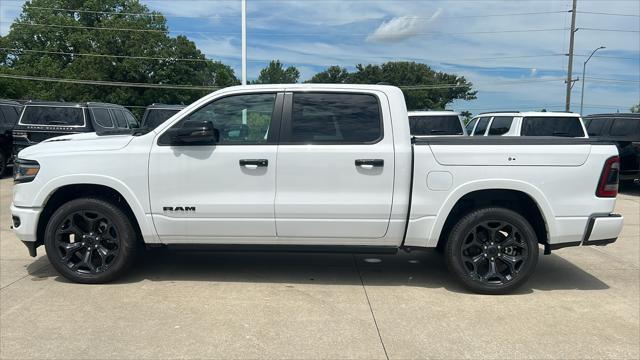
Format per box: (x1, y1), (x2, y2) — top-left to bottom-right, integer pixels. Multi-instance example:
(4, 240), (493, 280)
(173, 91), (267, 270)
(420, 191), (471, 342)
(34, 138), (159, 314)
(445, 207), (539, 294)
(44, 198), (138, 283)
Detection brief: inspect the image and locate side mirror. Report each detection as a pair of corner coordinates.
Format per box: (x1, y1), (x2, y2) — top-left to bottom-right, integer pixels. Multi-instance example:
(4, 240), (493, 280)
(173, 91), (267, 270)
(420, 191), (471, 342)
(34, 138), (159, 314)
(173, 120), (219, 145)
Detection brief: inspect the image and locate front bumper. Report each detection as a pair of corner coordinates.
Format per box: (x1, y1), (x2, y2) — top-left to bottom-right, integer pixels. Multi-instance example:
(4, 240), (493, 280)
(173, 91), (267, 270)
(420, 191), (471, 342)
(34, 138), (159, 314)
(10, 203), (42, 256)
(551, 214), (624, 250)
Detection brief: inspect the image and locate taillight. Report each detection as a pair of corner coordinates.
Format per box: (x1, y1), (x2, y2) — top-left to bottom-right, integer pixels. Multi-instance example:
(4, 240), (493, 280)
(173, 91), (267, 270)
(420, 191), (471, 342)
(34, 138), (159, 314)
(596, 156), (620, 197)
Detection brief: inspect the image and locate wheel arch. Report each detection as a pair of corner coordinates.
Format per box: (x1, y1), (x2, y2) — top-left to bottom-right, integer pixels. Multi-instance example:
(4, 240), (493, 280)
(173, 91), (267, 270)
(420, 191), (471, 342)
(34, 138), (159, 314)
(35, 180), (154, 247)
(430, 180), (554, 249)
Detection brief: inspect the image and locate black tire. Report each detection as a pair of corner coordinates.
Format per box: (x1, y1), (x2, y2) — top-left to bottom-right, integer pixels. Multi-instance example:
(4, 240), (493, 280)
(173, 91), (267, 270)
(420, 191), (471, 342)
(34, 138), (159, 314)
(445, 207), (539, 295)
(44, 198), (138, 283)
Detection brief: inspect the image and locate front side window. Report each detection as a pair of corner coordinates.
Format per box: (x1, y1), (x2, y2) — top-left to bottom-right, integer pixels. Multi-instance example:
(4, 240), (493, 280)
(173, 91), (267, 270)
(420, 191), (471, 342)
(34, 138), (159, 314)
(488, 116), (513, 135)
(171, 93), (276, 145)
(124, 110), (139, 128)
(473, 117), (491, 135)
(409, 115), (463, 135)
(610, 118), (640, 137)
(289, 93), (381, 144)
(20, 106), (84, 126)
(521, 117), (585, 137)
(110, 109), (129, 128)
(91, 108), (114, 128)
(144, 109), (181, 130)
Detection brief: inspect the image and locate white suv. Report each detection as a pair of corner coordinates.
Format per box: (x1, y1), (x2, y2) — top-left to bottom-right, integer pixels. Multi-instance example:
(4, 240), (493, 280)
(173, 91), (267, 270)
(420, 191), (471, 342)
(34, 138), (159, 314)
(467, 111), (588, 137)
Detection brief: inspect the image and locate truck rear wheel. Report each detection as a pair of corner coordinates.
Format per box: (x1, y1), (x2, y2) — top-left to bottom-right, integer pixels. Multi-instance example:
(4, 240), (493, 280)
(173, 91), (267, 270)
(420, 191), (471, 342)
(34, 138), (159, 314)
(44, 198), (138, 283)
(445, 207), (539, 295)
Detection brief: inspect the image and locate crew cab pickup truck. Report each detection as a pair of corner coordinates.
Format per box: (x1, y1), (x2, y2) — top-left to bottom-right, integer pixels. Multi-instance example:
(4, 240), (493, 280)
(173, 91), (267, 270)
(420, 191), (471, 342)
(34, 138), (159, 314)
(11, 85), (624, 294)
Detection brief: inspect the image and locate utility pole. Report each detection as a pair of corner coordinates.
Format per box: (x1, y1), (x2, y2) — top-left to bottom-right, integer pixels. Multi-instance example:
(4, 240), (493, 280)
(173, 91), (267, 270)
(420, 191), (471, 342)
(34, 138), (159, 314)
(565, 0), (578, 111)
(580, 46), (605, 115)
(241, 0), (247, 85)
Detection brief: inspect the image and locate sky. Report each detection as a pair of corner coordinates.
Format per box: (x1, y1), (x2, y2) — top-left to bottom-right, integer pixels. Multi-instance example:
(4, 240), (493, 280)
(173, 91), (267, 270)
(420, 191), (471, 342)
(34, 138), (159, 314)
(1, 0), (639, 115)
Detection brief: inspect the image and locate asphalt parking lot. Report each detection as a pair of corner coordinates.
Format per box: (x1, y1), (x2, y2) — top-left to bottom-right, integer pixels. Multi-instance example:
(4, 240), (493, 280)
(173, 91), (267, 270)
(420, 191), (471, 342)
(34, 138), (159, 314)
(0, 177), (638, 359)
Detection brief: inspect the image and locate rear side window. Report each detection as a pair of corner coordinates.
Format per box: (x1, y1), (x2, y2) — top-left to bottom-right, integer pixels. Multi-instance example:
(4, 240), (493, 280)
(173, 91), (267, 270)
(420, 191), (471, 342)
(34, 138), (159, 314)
(109, 109), (129, 128)
(586, 118), (609, 136)
(91, 108), (114, 128)
(290, 93), (381, 144)
(20, 106), (84, 126)
(488, 116), (513, 135)
(610, 118), (640, 137)
(143, 109), (181, 130)
(409, 115), (463, 135)
(472, 117), (490, 135)
(521, 117), (585, 137)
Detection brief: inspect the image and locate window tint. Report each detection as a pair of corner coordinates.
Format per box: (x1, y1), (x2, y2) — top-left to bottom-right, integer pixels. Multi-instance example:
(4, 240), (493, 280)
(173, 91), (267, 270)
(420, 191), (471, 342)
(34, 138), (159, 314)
(110, 109), (128, 128)
(183, 93), (275, 144)
(143, 109), (182, 130)
(465, 118), (478, 134)
(586, 118), (608, 136)
(20, 106), (84, 126)
(488, 116), (513, 135)
(290, 93), (381, 143)
(124, 110), (139, 128)
(473, 117), (490, 135)
(610, 118), (640, 137)
(521, 117), (585, 137)
(0, 105), (20, 126)
(91, 108), (114, 128)
(409, 115), (463, 135)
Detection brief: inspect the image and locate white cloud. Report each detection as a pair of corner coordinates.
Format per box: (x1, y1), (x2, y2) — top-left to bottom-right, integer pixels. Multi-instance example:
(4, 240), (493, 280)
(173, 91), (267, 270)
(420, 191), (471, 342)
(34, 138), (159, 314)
(367, 9), (442, 42)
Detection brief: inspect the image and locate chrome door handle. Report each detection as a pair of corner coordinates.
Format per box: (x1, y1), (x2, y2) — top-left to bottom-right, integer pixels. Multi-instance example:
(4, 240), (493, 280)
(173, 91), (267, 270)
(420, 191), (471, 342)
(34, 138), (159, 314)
(355, 159), (384, 168)
(239, 159), (268, 168)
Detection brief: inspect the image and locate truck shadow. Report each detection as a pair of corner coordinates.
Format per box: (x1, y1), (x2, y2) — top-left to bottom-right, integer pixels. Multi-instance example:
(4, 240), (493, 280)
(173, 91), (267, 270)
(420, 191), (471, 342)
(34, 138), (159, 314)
(27, 248), (609, 294)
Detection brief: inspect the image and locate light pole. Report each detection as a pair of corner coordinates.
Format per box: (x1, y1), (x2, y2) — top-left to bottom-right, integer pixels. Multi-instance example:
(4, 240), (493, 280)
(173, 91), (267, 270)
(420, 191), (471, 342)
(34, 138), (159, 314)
(580, 46), (605, 115)
(241, 0), (247, 85)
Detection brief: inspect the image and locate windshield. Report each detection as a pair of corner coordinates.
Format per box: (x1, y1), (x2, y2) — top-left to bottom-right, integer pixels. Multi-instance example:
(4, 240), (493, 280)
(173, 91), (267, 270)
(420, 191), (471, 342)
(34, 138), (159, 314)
(143, 109), (182, 130)
(409, 115), (463, 135)
(20, 106), (84, 126)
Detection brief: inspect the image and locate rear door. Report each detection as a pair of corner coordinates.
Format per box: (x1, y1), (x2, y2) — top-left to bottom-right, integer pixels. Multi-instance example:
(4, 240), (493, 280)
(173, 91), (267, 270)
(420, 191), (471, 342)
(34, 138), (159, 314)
(274, 91), (395, 239)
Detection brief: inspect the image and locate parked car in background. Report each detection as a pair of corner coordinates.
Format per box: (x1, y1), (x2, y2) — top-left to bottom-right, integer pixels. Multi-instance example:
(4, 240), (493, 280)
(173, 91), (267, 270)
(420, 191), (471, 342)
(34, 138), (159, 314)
(584, 113), (640, 185)
(0, 99), (22, 175)
(467, 111), (587, 137)
(12, 101), (138, 157)
(408, 111), (466, 136)
(11, 84), (623, 294)
(140, 104), (185, 130)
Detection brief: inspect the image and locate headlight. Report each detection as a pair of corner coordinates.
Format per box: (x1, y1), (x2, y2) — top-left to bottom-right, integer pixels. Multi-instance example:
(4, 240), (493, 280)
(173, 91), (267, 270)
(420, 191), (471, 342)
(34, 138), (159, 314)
(13, 159), (40, 184)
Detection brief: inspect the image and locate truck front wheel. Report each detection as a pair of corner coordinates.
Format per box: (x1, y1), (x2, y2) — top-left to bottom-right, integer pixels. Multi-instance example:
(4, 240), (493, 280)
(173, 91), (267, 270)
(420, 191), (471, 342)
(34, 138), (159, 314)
(44, 198), (138, 283)
(445, 207), (539, 295)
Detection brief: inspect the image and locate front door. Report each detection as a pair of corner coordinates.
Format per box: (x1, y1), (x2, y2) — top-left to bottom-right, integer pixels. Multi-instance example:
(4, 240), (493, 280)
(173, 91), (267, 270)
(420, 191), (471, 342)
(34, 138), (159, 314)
(149, 92), (283, 243)
(275, 91), (395, 240)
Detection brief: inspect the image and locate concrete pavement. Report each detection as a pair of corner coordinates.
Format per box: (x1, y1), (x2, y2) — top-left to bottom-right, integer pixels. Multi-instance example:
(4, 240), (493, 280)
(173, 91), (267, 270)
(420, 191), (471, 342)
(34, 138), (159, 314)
(1, 178), (638, 359)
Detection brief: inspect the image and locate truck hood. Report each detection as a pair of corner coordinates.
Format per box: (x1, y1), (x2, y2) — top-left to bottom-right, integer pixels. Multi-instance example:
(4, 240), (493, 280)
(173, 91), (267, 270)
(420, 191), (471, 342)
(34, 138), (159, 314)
(18, 132), (135, 159)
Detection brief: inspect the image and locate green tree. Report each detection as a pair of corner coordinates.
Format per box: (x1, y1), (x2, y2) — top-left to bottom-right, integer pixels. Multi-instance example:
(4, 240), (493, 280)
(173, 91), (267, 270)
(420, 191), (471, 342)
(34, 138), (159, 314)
(306, 65), (349, 83)
(0, 0), (238, 111)
(309, 62), (476, 110)
(460, 110), (473, 123)
(252, 60), (300, 84)
(631, 104), (640, 113)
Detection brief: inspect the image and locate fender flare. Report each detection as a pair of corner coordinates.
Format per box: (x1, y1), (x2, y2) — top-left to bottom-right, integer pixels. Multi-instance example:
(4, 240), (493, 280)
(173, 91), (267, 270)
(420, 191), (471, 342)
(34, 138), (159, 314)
(427, 179), (556, 247)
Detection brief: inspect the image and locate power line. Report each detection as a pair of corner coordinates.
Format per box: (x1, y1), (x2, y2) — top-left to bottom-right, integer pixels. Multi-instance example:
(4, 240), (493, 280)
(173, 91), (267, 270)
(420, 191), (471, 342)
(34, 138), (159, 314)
(0, 47), (212, 63)
(577, 11), (640, 18)
(0, 74), (219, 91)
(580, 27), (640, 33)
(3, 21), (569, 37)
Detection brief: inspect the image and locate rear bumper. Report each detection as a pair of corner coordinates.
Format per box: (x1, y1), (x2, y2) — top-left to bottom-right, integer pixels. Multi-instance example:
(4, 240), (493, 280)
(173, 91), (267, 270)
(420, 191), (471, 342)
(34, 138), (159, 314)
(550, 214), (623, 250)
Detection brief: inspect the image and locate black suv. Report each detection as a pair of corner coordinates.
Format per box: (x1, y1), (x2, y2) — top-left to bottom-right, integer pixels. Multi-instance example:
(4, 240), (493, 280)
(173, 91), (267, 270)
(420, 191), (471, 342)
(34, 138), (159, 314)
(140, 104), (186, 130)
(584, 113), (640, 184)
(0, 99), (23, 175)
(12, 101), (139, 157)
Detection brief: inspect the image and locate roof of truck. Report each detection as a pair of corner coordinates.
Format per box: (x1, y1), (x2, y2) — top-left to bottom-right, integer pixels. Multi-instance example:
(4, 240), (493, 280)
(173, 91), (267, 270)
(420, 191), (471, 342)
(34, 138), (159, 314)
(219, 84), (403, 92)
(145, 104), (186, 110)
(22, 100), (127, 108)
(584, 113), (639, 119)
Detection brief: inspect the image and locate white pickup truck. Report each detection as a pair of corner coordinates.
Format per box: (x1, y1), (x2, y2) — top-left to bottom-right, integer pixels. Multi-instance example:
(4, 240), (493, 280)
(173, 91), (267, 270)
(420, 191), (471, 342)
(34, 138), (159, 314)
(11, 85), (624, 294)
